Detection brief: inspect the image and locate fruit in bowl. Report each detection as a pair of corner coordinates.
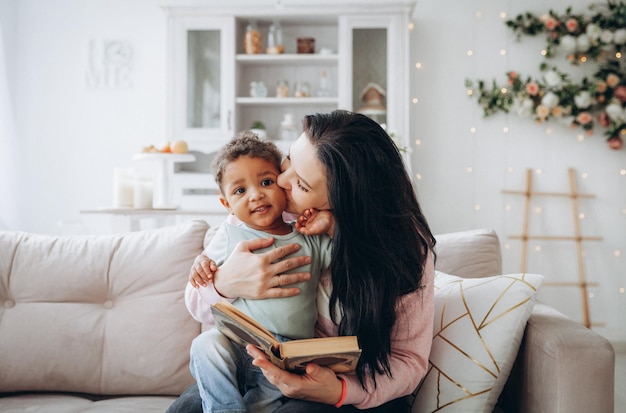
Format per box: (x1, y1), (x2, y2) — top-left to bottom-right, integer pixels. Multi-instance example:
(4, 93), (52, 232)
(170, 140), (189, 154)
(140, 140), (189, 154)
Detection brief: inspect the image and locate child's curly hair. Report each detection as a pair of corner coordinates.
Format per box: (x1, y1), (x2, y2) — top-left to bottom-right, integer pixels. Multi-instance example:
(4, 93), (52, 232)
(211, 131), (283, 192)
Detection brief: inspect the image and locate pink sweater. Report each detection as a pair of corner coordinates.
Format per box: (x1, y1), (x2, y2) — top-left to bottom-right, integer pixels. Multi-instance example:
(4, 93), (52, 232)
(185, 252), (435, 409)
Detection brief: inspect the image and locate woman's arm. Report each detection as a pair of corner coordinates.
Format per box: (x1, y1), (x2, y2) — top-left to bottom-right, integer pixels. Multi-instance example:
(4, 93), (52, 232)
(248, 253), (435, 409)
(184, 236), (313, 324)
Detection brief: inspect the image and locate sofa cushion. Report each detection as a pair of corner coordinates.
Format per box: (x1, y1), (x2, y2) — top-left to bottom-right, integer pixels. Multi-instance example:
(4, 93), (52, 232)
(0, 220), (208, 396)
(434, 229), (502, 278)
(412, 271), (543, 413)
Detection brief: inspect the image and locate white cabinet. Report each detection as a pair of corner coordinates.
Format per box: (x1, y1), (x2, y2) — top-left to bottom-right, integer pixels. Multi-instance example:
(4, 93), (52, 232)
(167, 14), (236, 152)
(164, 1), (414, 159)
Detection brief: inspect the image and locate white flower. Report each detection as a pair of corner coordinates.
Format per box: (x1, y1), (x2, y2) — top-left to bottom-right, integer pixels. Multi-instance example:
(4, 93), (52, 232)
(577, 34), (591, 52)
(544, 70), (562, 88)
(560, 35), (578, 53)
(516, 98), (535, 117)
(614, 29), (626, 45)
(586, 23), (602, 40)
(574, 91), (592, 109)
(541, 92), (560, 108)
(606, 102), (625, 122)
(600, 30), (614, 44)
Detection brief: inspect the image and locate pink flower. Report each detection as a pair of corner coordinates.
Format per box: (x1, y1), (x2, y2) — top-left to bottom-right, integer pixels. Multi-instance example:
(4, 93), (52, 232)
(526, 82), (539, 96)
(544, 17), (560, 31)
(596, 81), (607, 93)
(598, 111), (611, 127)
(607, 74), (620, 88)
(507, 71), (517, 85)
(576, 112), (593, 125)
(565, 18), (579, 32)
(614, 86), (626, 102)
(608, 136), (623, 150)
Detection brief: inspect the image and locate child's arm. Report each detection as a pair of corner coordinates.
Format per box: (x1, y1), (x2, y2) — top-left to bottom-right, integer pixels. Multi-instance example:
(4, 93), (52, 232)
(295, 208), (334, 238)
(189, 254), (218, 288)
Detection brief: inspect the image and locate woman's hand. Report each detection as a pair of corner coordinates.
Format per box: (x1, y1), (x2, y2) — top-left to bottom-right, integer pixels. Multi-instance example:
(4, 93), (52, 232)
(247, 345), (344, 405)
(296, 209), (335, 238)
(213, 237), (312, 299)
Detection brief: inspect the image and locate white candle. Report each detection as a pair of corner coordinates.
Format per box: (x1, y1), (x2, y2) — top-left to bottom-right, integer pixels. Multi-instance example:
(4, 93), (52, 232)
(113, 168), (134, 208)
(134, 176), (153, 209)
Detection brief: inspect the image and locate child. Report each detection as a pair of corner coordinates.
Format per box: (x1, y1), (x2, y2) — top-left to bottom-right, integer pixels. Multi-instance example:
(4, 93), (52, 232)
(187, 131), (332, 413)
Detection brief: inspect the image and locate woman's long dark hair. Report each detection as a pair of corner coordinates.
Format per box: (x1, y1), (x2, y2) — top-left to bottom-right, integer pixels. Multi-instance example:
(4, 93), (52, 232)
(303, 110), (436, 388)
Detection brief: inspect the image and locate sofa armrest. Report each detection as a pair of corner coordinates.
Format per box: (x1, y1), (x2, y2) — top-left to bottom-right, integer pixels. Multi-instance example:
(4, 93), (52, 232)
(498, 303), (615, 413)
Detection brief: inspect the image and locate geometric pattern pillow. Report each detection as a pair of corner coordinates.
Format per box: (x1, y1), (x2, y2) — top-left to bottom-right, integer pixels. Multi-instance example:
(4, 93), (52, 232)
(412, 271), (544, 413)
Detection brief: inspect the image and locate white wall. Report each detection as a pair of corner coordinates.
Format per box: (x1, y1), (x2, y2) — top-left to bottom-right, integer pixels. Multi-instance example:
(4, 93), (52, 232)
(2, 0), (624, 343)
(411, 0), (625, 343)
(1, 0), (167, 234)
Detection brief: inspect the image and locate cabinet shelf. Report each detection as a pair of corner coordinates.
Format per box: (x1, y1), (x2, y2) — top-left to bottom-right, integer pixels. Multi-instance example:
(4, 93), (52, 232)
(236, 54), (338, 65)
(236, 97), (338, 105)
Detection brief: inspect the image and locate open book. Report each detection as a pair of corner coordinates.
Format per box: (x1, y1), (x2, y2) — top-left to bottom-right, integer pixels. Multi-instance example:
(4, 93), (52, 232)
(211, 300), (361, 373)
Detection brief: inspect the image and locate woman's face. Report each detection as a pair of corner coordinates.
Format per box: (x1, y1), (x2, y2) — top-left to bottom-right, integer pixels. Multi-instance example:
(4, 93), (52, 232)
(277, 133), (330, 214)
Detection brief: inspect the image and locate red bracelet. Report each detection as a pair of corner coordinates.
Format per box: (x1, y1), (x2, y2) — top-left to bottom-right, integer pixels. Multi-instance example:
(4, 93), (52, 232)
(334, 376), (347, 408)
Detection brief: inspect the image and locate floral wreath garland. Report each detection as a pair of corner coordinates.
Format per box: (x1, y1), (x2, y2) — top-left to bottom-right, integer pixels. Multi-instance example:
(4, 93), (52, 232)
(466, 0), (626, 150)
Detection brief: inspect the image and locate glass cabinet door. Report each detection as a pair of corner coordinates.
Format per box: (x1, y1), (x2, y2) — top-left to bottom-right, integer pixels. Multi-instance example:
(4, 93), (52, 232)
(187, 30), (221, 129)
(352, 27), (388, 125)
(339, 15), (407, 128)
(339, 15), (410, 172)
(169, 16), (235, 151)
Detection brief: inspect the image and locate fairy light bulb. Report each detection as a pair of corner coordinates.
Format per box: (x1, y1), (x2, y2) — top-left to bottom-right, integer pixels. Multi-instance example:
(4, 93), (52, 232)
(415, 62), (422, 69)
(408, 22), (414, 30)
(467, 50), (474, 56)
(470, 127), (477, 133)
(620, 169), (626, 175)
(499, 12), (507, 19)
(579, 213), (585, 219)
(536, 168), (543, 175)
(412, 97), (418, 104)
(577, 134), (585, 141)
(541, 49), (547, 56)
(415, 173), (422, 180)
(614, 250), (622, 257)
(500, 49), (507, 56)
(414, 139), (421, 146)
(581, 172), (589, 179)
(619, 288), (625, 294)
(535, 245), (542, 252)
(474, 204), (481, 211)
(503, 126), (509, 133)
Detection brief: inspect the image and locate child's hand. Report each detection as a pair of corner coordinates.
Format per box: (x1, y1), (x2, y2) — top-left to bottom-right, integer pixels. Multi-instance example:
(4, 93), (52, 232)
(296, 208), (334, 238)
(189, 254), (217, 288)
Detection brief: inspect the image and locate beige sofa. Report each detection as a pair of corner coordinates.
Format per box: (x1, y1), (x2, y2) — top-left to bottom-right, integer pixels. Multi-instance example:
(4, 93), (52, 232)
(0, 221), (615, 412)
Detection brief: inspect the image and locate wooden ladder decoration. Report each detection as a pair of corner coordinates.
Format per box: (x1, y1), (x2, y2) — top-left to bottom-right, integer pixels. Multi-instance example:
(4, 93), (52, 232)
(502, 168), (603, 328)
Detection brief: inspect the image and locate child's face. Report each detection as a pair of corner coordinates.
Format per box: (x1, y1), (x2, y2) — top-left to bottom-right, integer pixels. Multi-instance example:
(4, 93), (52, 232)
(219, 155), (288, 233)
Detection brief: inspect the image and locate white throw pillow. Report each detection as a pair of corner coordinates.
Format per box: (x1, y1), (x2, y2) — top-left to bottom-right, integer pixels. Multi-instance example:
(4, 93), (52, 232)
(412, 271), (544, 413)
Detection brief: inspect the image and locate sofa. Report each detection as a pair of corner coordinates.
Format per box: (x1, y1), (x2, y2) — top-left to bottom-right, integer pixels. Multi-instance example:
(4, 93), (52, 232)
(0, 221), (615, 412)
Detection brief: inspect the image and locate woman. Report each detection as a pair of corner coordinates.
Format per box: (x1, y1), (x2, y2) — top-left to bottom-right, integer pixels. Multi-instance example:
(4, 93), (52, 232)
(169, 110), (435, 412)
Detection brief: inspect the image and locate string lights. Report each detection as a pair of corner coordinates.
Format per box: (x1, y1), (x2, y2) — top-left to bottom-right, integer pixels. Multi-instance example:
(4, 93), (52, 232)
(410, 6), (624, 308)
